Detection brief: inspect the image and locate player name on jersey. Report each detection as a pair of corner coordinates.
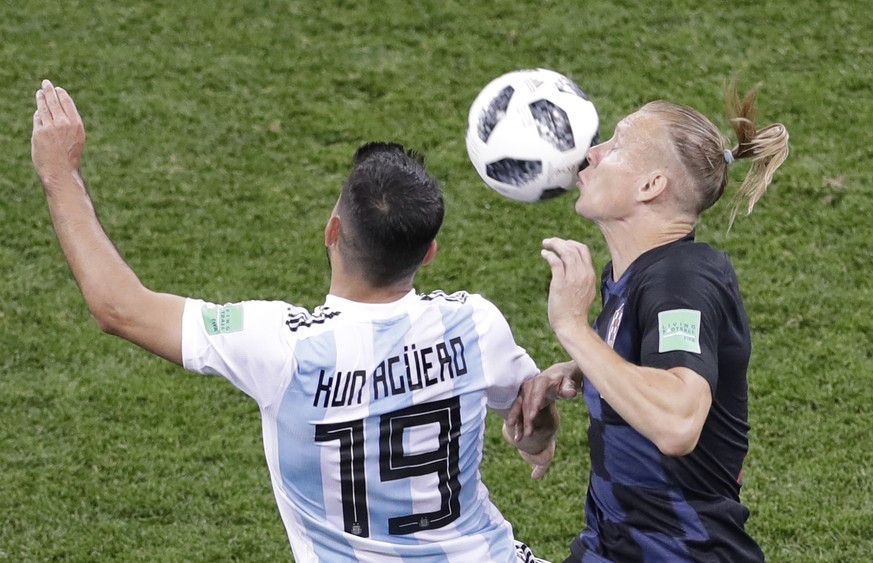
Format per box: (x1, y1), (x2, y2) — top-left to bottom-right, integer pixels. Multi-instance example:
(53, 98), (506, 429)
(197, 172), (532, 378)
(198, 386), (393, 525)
(312, 336), (468, 408)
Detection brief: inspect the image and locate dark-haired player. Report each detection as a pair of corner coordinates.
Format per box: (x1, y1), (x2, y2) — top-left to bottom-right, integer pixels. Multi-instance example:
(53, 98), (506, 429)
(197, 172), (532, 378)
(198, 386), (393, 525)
(32, 80), (556, 563)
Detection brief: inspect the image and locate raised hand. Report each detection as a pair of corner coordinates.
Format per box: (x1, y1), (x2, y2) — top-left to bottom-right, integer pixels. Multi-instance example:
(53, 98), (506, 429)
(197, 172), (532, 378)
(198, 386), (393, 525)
(32, 79), (86, 188)
(540, 237), (597, 334)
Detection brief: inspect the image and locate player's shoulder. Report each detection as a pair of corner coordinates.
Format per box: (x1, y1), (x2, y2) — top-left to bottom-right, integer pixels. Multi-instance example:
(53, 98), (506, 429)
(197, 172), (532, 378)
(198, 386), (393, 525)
(231, 298), (310, 319)
(643, 239), (733, 281)
(632, 240), (741, 315)
(417, 290), (516, 339)
(418, 289), (473, 304)
(199, 298), (339, 334)
(418, 289), (502, 312)
(283, 301), (342, 333)
(192, 298), (290, 327)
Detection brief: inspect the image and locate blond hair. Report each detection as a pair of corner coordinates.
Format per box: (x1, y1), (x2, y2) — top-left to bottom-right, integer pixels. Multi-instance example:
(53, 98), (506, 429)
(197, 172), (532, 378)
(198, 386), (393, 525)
(642, 81), (790, 227)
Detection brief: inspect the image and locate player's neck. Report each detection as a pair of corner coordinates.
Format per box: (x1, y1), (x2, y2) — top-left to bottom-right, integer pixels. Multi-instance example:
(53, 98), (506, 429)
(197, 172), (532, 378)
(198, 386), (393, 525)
(600, 217), (693, 280)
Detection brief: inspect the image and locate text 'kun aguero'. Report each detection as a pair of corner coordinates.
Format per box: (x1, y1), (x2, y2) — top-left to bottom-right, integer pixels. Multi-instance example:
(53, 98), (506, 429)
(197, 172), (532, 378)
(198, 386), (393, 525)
(312, 336), (468, 408)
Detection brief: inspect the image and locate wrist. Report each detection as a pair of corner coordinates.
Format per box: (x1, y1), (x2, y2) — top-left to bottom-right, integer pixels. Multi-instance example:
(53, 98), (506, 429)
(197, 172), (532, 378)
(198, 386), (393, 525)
(553, 318), (587, 347)
(41, 169), (85, 194)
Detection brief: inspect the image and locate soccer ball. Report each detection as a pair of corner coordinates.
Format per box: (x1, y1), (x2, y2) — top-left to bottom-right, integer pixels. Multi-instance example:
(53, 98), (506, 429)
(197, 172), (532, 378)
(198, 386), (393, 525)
(465, 68), (600, 202)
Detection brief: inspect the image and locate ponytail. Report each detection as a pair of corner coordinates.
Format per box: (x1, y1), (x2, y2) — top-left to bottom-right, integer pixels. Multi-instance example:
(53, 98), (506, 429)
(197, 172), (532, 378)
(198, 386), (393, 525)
(724, 80), (790, 227)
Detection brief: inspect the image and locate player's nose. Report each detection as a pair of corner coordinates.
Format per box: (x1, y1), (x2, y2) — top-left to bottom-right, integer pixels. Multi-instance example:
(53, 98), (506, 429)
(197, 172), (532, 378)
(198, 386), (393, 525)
(585, 142), (604, 168)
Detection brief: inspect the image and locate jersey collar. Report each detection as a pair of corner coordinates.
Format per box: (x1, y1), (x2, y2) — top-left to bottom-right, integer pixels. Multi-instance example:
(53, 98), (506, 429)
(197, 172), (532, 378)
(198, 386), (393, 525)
(602, 230), (697, 290)
(322, 289), (419, 319)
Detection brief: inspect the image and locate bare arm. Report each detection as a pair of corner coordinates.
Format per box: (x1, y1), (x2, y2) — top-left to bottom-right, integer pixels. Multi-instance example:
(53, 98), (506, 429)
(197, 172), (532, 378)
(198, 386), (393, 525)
(32, 80), (185, 365)
(552, 322), (711, 456)
(540, 238), (712, 456)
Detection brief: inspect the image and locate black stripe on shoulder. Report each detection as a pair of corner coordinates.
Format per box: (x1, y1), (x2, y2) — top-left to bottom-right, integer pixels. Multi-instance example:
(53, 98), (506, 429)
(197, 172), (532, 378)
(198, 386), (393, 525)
(419, 290), (469, 303)
(285, 306), (341, 332)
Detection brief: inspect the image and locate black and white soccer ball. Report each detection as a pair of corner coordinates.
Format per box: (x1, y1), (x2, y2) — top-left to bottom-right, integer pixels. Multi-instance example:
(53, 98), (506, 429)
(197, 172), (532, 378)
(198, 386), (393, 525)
(465, 68), (600, 202)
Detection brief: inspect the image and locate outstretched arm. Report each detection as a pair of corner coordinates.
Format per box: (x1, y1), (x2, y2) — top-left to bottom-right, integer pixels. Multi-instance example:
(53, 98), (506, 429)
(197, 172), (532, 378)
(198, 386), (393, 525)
(32, 80), (185, 365)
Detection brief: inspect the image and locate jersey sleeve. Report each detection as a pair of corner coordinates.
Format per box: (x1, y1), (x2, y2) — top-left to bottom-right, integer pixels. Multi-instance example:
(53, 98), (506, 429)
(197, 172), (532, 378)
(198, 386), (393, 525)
(470, 295), (539, 410)
(181, 298), (296, 406)
(636, 259), (728, 391)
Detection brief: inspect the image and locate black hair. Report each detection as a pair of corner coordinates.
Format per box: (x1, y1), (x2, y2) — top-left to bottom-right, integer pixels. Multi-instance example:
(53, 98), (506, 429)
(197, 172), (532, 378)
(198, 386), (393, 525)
(336, 142), (444, 286)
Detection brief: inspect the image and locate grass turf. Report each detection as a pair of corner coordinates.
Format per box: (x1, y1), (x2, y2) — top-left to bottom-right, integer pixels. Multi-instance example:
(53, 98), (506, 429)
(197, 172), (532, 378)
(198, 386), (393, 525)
(1, 0), (871, 560)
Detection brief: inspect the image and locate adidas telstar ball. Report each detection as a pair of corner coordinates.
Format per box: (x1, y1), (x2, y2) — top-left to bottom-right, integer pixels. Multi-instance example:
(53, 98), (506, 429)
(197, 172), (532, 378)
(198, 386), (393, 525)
(465, 68), (599, 202)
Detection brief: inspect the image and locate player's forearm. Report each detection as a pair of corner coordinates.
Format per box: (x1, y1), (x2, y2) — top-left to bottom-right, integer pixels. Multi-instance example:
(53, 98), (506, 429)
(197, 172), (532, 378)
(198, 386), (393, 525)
(43, 172), (146, 333)
(554, 321), (703, 455)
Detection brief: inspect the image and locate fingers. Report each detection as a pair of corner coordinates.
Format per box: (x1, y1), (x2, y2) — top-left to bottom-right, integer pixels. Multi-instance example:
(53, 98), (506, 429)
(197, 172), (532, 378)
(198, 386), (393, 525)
(541, 238), (594, 293)
(542, 237), (592, 270)
(531, 464), (548, 480)
(506, 396), (523, 434)
(56, 87), (82, 126)
(531, 459), (551, 481)
(559, 377), (580, 399)
(36, 80), (79, 126)
(520, 440), (555, 480)
(40, 80), (66, 121)
(540, 248), (563, 277)
(540, 238), (564, 276)
(522, 382), (552, 437)
(519, 381), (540, 437)
(35, 89), (50, 123)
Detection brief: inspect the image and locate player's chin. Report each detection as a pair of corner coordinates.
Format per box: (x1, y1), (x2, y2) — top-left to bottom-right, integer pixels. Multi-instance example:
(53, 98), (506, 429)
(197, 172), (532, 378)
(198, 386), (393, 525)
(574, 193), (590, 217)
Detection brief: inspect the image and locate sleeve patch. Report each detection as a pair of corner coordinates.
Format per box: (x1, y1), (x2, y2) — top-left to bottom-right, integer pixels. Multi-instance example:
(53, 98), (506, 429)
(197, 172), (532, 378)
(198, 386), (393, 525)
(201, 304), (244, 335)
(657, 309), (701, 353)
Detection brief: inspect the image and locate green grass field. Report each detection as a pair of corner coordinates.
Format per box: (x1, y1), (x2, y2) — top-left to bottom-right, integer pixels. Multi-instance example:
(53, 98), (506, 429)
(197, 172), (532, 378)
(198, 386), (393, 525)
(2, 0), (872, 560)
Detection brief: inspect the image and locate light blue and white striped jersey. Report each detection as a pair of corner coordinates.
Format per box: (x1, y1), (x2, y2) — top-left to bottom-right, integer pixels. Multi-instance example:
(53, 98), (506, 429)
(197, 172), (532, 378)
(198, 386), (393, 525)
(182, 289), (539, 563)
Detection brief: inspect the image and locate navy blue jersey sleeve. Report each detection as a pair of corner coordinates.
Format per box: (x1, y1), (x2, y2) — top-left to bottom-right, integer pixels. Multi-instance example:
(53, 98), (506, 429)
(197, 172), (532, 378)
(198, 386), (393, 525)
(635, 251), (732, 391)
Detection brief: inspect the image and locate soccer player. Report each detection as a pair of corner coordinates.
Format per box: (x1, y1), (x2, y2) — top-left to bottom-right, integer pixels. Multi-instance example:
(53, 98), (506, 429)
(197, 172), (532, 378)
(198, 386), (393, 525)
(510, 83), (789, 562)
(31, 79), (556, 563)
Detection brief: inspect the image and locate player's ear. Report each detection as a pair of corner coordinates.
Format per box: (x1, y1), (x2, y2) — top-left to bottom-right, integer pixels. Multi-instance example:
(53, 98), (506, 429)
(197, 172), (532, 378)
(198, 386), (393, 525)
(638, 172), (668, 203)
(421, 240), (438, 265)
(324, 215), (341, 247)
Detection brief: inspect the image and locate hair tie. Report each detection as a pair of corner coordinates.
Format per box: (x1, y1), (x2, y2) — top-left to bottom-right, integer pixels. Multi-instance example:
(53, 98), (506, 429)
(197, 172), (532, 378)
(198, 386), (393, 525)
(723, 149), (735, 165)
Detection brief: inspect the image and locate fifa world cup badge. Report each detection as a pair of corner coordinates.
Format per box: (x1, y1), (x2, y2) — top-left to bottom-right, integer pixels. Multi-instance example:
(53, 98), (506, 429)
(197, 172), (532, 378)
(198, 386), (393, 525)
(606, 302), (625, 349)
